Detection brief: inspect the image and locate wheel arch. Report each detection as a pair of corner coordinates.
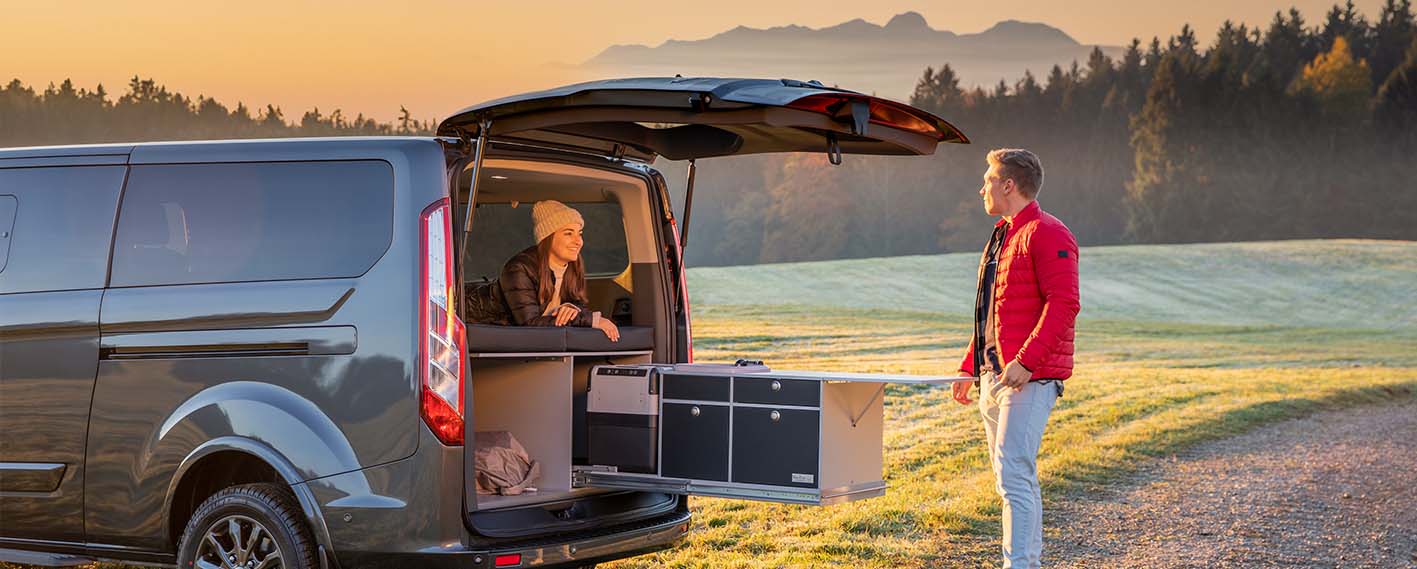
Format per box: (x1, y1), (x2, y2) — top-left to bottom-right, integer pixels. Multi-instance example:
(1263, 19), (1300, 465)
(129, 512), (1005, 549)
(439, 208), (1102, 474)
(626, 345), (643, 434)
(164, 437), (339, 568)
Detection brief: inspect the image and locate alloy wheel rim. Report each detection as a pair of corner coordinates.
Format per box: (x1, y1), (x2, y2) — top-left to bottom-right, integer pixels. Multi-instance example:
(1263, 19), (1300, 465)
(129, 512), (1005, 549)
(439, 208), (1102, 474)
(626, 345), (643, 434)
(196, 514), (283, 569)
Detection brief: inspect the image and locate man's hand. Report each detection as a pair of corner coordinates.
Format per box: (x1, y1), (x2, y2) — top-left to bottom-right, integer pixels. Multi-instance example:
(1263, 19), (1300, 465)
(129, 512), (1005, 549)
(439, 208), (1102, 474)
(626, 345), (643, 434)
(553, 304), (580, 326)
(952, 374), (975, 405)
(1001, 359), (1033, 389)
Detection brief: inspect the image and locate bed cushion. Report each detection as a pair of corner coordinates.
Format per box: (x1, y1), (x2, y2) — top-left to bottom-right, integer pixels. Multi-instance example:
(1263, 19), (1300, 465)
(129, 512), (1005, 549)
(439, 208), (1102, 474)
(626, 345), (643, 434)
(466, 324), (653, 353)
(565, 325), (655, 352)
(466, 324), (566, 353)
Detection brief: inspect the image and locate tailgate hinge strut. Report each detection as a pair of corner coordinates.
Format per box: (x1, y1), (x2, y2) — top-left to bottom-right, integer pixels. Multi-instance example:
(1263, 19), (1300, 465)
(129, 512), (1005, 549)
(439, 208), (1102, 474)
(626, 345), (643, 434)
(459, 119), (492, 263)
(680, 158), (697, 249)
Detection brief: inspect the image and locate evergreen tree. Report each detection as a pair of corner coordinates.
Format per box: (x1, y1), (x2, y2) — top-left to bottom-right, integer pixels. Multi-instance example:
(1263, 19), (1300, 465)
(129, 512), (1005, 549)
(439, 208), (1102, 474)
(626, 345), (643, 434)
(1371, 0), (1417, 85)
(909, 65), (965, 115)
(1376, 36), (1417, 130)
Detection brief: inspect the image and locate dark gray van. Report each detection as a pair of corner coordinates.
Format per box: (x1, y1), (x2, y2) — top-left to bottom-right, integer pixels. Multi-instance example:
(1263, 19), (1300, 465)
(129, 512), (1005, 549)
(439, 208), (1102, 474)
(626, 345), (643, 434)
(0, 77), (967, 569)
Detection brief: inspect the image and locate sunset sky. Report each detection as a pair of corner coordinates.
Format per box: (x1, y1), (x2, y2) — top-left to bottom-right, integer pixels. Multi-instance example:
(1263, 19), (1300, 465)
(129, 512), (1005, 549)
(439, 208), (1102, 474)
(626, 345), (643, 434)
(5, 0), (1386, 122)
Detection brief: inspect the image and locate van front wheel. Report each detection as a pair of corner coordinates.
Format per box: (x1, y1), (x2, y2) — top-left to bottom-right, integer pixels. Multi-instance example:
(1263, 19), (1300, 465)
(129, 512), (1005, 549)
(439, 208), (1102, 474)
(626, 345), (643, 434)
(177, 483), (317, 569)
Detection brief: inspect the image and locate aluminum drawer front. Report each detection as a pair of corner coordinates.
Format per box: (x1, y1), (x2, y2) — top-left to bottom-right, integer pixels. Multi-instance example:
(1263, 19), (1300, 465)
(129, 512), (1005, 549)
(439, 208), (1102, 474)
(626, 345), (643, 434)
(661, 374), (730, 401)
(733, 376), (820, 407)
(731, 407), (820, 488)
(660, 402), (729, 481)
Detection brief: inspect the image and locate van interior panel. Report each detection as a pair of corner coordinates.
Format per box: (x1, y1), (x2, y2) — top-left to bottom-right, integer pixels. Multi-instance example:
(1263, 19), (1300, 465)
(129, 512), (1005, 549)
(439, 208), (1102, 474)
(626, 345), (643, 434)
(470, 353), (653, 511)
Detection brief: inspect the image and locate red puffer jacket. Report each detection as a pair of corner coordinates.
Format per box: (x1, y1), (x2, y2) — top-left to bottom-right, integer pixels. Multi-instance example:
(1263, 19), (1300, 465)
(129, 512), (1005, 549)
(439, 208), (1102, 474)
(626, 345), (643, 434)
(958, 201), (1080, 380)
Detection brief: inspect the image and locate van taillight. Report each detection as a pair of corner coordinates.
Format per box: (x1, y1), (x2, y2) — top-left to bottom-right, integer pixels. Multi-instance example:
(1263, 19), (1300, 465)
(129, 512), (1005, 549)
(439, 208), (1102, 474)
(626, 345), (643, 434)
(420, 198), (467, 446)
(787, 94), (943, 140)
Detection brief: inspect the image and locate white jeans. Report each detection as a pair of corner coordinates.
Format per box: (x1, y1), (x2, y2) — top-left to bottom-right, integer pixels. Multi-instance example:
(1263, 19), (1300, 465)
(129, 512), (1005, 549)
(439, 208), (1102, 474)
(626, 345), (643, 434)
(979, 372), (1059, 569)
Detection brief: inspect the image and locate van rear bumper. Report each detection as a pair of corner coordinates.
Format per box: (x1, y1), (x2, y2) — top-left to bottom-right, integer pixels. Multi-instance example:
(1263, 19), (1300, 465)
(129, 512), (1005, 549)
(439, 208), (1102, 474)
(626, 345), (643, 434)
(475, 509), (691, 567)
(339, 509), (691, 568)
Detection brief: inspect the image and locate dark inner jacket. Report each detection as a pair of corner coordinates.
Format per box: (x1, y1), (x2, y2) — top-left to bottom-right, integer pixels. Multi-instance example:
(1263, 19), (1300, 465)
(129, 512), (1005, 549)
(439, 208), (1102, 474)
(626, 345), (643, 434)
(464, 245), (594, 327)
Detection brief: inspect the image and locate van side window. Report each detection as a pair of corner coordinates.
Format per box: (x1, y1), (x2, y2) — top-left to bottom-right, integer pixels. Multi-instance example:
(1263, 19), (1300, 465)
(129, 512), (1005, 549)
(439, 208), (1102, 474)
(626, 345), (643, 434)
(110, 161), (394, 287)
(462, 201), (629, 281)
(0, 166), (126, 294)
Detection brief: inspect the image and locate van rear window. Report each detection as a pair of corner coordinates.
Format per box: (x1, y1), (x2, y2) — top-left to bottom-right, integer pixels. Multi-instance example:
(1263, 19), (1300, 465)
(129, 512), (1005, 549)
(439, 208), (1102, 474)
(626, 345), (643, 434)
(462, 202), (628, 282)
(110, 161), (393, 287)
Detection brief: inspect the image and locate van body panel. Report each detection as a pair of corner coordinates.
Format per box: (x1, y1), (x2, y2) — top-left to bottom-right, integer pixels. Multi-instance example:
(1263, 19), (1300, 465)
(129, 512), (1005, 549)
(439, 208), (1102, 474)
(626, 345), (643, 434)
(0, 163), (126, 543)
(97, 279), (357, 332)
(82, 140), (449, 549)
(0, 290), (103, 542)
(305, 425), (467, 568)
(82, 355), (405, 549)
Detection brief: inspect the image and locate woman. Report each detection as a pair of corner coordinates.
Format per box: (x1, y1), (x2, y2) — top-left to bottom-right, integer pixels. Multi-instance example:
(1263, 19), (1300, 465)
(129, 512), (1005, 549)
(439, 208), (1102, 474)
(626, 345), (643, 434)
(465, 200), (620, 341)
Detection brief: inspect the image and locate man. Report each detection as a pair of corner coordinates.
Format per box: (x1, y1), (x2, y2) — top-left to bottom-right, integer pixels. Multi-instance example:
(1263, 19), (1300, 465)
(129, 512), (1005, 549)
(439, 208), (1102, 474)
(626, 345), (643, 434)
(953, 148), (1080, 568)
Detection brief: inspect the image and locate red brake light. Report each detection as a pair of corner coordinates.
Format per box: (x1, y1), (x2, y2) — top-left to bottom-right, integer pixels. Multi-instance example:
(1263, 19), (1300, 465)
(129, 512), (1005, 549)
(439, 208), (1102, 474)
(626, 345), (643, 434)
(787, 94), (944, 140)
(420, 198), (466, 446)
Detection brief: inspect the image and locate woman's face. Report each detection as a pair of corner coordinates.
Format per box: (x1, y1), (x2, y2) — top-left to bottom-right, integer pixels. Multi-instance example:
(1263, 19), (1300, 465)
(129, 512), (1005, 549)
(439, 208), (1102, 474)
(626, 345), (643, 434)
(547, 223), (584, 265)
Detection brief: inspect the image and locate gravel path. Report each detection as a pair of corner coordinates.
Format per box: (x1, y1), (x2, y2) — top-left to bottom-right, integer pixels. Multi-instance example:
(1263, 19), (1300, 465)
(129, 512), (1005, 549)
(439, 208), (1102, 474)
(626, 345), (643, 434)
(1046, 402), (1417, 568)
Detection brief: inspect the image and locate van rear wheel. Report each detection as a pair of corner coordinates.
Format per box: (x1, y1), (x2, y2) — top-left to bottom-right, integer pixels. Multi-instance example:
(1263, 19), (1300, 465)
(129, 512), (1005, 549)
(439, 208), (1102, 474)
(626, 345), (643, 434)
(177, 483), (317, 569)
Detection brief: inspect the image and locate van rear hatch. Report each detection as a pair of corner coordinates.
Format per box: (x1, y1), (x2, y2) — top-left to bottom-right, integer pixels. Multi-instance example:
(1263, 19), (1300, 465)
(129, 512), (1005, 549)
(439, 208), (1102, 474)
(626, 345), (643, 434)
(448, 77), (970, 542)
(437, 77), (967, 162)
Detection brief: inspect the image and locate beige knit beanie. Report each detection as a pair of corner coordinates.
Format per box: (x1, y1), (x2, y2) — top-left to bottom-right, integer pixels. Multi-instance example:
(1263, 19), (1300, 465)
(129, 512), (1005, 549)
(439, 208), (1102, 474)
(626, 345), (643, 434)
(531, 200), (584, 244)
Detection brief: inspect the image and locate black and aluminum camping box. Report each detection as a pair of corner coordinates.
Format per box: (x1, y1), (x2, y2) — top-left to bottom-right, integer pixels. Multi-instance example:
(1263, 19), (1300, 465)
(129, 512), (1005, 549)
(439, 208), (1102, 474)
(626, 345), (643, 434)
(577, 363), (965, 505)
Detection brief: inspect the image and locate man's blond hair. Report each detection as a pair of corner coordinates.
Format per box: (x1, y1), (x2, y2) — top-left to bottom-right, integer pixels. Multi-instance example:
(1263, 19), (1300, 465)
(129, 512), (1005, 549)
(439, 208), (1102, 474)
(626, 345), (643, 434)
(987, 148), (1044, 199)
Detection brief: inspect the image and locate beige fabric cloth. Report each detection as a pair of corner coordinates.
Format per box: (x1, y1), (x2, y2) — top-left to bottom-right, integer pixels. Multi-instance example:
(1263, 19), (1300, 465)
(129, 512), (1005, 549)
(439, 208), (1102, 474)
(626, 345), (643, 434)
(474, 431), (541, 496)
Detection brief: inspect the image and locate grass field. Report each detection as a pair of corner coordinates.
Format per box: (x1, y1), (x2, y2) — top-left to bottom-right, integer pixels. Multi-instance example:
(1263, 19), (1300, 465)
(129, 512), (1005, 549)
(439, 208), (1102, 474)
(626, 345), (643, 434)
(687, 239), (1416, 330)
(9, 240), (1415, 569)
(603, 239), (1417, 568)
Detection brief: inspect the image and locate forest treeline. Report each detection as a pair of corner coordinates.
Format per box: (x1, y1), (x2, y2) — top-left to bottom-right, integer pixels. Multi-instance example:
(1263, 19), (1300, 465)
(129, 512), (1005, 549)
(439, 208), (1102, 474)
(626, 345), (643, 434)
(674, 0), (1417, 265)
(0, 76), (434, 148)
(4, 2), (1416, 266)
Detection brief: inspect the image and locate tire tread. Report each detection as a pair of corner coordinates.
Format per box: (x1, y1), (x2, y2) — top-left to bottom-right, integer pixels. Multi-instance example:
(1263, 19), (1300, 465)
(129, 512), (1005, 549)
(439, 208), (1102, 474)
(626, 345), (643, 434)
(177, 482), (318, 569)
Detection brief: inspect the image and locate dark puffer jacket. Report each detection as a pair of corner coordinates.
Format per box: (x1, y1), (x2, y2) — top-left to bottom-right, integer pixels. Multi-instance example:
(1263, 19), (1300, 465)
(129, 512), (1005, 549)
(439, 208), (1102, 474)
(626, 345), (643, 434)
(464, 246), (594, 327)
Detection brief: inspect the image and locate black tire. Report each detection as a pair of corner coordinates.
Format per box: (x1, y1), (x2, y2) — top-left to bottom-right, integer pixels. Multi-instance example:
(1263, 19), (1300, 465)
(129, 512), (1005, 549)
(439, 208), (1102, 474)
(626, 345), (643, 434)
(176, 483), (317, 569)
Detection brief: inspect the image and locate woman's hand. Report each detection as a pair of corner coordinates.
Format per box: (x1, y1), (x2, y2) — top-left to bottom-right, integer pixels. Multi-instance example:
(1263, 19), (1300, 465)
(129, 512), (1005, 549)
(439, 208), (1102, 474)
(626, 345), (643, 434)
(595, 319), (620, 342)
(553, 304), (580, 326)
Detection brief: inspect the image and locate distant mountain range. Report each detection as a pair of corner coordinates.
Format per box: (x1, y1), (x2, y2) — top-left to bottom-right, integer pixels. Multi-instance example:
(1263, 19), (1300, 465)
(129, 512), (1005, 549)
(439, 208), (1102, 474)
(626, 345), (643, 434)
(583, 12), (1123, 100)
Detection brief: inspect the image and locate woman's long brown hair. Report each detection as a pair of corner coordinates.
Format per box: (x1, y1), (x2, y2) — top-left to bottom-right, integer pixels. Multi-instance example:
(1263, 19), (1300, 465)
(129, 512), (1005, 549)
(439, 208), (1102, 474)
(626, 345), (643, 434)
(535, 236), (587, 308)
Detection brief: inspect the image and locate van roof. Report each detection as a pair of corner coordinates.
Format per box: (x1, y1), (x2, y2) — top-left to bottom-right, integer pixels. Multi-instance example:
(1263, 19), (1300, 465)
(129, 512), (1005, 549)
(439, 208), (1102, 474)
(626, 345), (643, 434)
(0, 136), (444, 161)
(0, 135), (447, 163)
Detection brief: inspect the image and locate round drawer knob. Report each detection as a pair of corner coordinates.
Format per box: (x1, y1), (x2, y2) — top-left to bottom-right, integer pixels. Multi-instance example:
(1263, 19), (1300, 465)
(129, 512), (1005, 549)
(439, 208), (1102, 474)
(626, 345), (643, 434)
(770, 410), (781, 422)
(690, 406), (701, 417)
(771, 380), (782, 392)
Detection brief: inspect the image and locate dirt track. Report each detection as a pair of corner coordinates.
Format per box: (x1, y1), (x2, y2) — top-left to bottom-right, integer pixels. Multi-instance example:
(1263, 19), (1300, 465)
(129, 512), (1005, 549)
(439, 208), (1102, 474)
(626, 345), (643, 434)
(1046, 402), (1417, 568)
